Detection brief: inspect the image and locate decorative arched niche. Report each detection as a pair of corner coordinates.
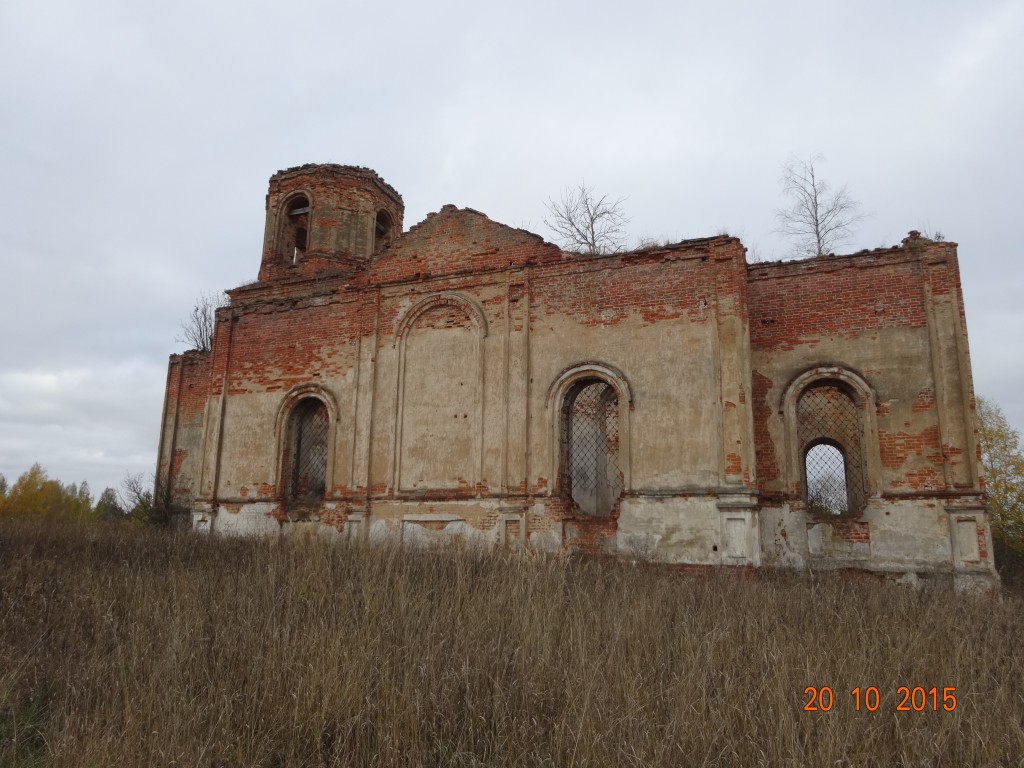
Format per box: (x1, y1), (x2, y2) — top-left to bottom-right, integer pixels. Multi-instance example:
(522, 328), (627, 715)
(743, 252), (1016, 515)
(392, 293), (488, 493)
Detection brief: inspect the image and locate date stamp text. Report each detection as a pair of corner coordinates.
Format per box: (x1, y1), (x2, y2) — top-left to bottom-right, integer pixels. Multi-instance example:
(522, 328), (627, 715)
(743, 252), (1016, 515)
(803, 686), (957, 712)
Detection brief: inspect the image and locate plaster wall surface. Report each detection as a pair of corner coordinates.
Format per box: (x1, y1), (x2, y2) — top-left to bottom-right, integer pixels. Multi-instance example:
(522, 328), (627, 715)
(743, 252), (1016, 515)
(156, 164), (997, 586)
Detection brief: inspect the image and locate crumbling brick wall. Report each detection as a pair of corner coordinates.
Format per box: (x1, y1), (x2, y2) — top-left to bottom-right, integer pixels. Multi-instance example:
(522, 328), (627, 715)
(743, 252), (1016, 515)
(155, 350), (212, 512)
(748, 236), (975, 501)
(156, 167), (994, 586)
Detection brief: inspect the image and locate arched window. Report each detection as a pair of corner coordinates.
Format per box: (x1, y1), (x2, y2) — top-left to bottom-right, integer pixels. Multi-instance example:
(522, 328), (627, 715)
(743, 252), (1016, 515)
(562, 379), (623, 516)
(804, 441), (849, 515)
(284, 398), (329, 503)
(374, 209), (393, 252)
(797, 382), (866, 515)
(282, 195), (310, 265)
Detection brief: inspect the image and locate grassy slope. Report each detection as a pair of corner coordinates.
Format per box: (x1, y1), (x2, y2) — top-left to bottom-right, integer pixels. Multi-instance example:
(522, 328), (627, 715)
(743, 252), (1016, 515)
(1, 519), (1022, 767)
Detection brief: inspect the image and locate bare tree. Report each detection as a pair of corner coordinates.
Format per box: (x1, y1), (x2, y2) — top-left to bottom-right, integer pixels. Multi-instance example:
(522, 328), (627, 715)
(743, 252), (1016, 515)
(120, 471), (158, 524)
(544, 183), (629, 255)
(775, 154), (865, 258)
(176, 291), (227, 352)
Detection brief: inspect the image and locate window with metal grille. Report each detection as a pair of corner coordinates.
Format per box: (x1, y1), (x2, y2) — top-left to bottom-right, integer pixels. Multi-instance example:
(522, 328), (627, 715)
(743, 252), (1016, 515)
(286, 398), (328, 503)
(797, 382), (865, 515)
(562, 380), (623, 516)
(804, 442), (848, 515)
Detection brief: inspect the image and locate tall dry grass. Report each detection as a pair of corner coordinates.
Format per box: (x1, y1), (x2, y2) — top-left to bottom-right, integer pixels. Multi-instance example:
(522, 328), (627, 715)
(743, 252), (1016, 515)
(1, 518), (1022, 767)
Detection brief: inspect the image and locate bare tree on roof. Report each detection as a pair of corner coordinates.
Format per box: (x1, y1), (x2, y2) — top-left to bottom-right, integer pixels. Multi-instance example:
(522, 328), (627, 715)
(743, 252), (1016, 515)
(176, 291), (227, 353)
(544, 183), (629, 255)
(775, 154), (865, 258)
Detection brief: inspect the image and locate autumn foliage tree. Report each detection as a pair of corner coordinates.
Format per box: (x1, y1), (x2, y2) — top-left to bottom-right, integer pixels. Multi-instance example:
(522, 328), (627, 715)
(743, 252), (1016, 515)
(0, 464), (158, 523)
(0, 463), (93, 520)
(977, 397), (1024, 555)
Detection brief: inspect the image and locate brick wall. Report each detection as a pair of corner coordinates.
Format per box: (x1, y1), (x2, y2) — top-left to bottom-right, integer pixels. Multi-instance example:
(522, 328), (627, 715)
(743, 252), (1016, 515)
(155, 166), (992, 580)
(156, 350), (212, 511)
(747, 238), (973, 500)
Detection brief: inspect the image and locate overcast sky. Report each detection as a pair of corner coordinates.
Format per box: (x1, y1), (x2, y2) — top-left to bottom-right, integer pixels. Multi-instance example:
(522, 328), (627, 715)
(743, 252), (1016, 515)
(1, 0), (1022, 498)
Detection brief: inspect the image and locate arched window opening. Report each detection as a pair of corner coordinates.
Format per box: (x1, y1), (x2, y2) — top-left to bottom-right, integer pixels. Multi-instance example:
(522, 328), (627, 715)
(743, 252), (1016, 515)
(374, 210), (393, 252)
(283, 195), (310, 265)
(562, 379), (623, 516)
(804, 442), (849, 515)
(285, 398), (328, 503)
(797, 382), (866, 515)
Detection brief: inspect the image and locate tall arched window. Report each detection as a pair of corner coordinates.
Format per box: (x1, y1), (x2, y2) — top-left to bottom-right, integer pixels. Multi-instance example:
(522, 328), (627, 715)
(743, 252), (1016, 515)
(562, 379), (623, 516)
(285, 398), (329, 503)
(797, 382), (866, 515)
(282, 195), (310, 265)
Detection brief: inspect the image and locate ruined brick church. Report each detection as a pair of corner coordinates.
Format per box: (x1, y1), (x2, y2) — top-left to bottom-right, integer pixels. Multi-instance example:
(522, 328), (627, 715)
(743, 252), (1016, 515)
(155, 163), (997, 587)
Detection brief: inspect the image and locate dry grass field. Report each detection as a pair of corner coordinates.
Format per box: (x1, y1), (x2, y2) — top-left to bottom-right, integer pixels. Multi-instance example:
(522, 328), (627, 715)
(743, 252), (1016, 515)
(1, 518), (1022, 767)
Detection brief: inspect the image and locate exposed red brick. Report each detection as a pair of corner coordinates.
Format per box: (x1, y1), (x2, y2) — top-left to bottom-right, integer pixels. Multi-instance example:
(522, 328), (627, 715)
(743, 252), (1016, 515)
(155, 165), (991, 581)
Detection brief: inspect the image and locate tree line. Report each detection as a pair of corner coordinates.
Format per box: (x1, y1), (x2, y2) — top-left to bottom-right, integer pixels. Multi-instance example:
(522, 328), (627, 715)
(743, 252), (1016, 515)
(0, 464), (155, 523)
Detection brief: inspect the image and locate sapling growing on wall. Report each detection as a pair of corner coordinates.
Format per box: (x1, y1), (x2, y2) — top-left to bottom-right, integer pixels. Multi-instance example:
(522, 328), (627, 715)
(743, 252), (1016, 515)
(544, 183), (630, 255)
(775, 154), (865, 258)
(177, 291), (227, 353)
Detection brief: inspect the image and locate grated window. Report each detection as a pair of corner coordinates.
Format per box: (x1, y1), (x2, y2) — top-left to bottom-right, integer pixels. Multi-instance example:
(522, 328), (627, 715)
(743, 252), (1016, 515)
(287, 399), (328, 502)
(805, 443), (848, 515)
(797, 383), (865, 515)
(564, 380), (623, 516)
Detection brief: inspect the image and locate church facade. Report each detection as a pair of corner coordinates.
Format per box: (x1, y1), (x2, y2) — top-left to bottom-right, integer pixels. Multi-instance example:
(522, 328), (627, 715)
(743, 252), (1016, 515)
(155, 163), (997, 587)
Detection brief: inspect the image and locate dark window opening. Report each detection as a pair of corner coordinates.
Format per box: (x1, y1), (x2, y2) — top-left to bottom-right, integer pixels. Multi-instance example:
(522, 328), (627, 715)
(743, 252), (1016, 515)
(284, 195), (310, 265)
(285, 398), (328, 503)
(562, 380), (623, 516)
(797, 382), (866, 515)
(374, 210), (394, 252)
